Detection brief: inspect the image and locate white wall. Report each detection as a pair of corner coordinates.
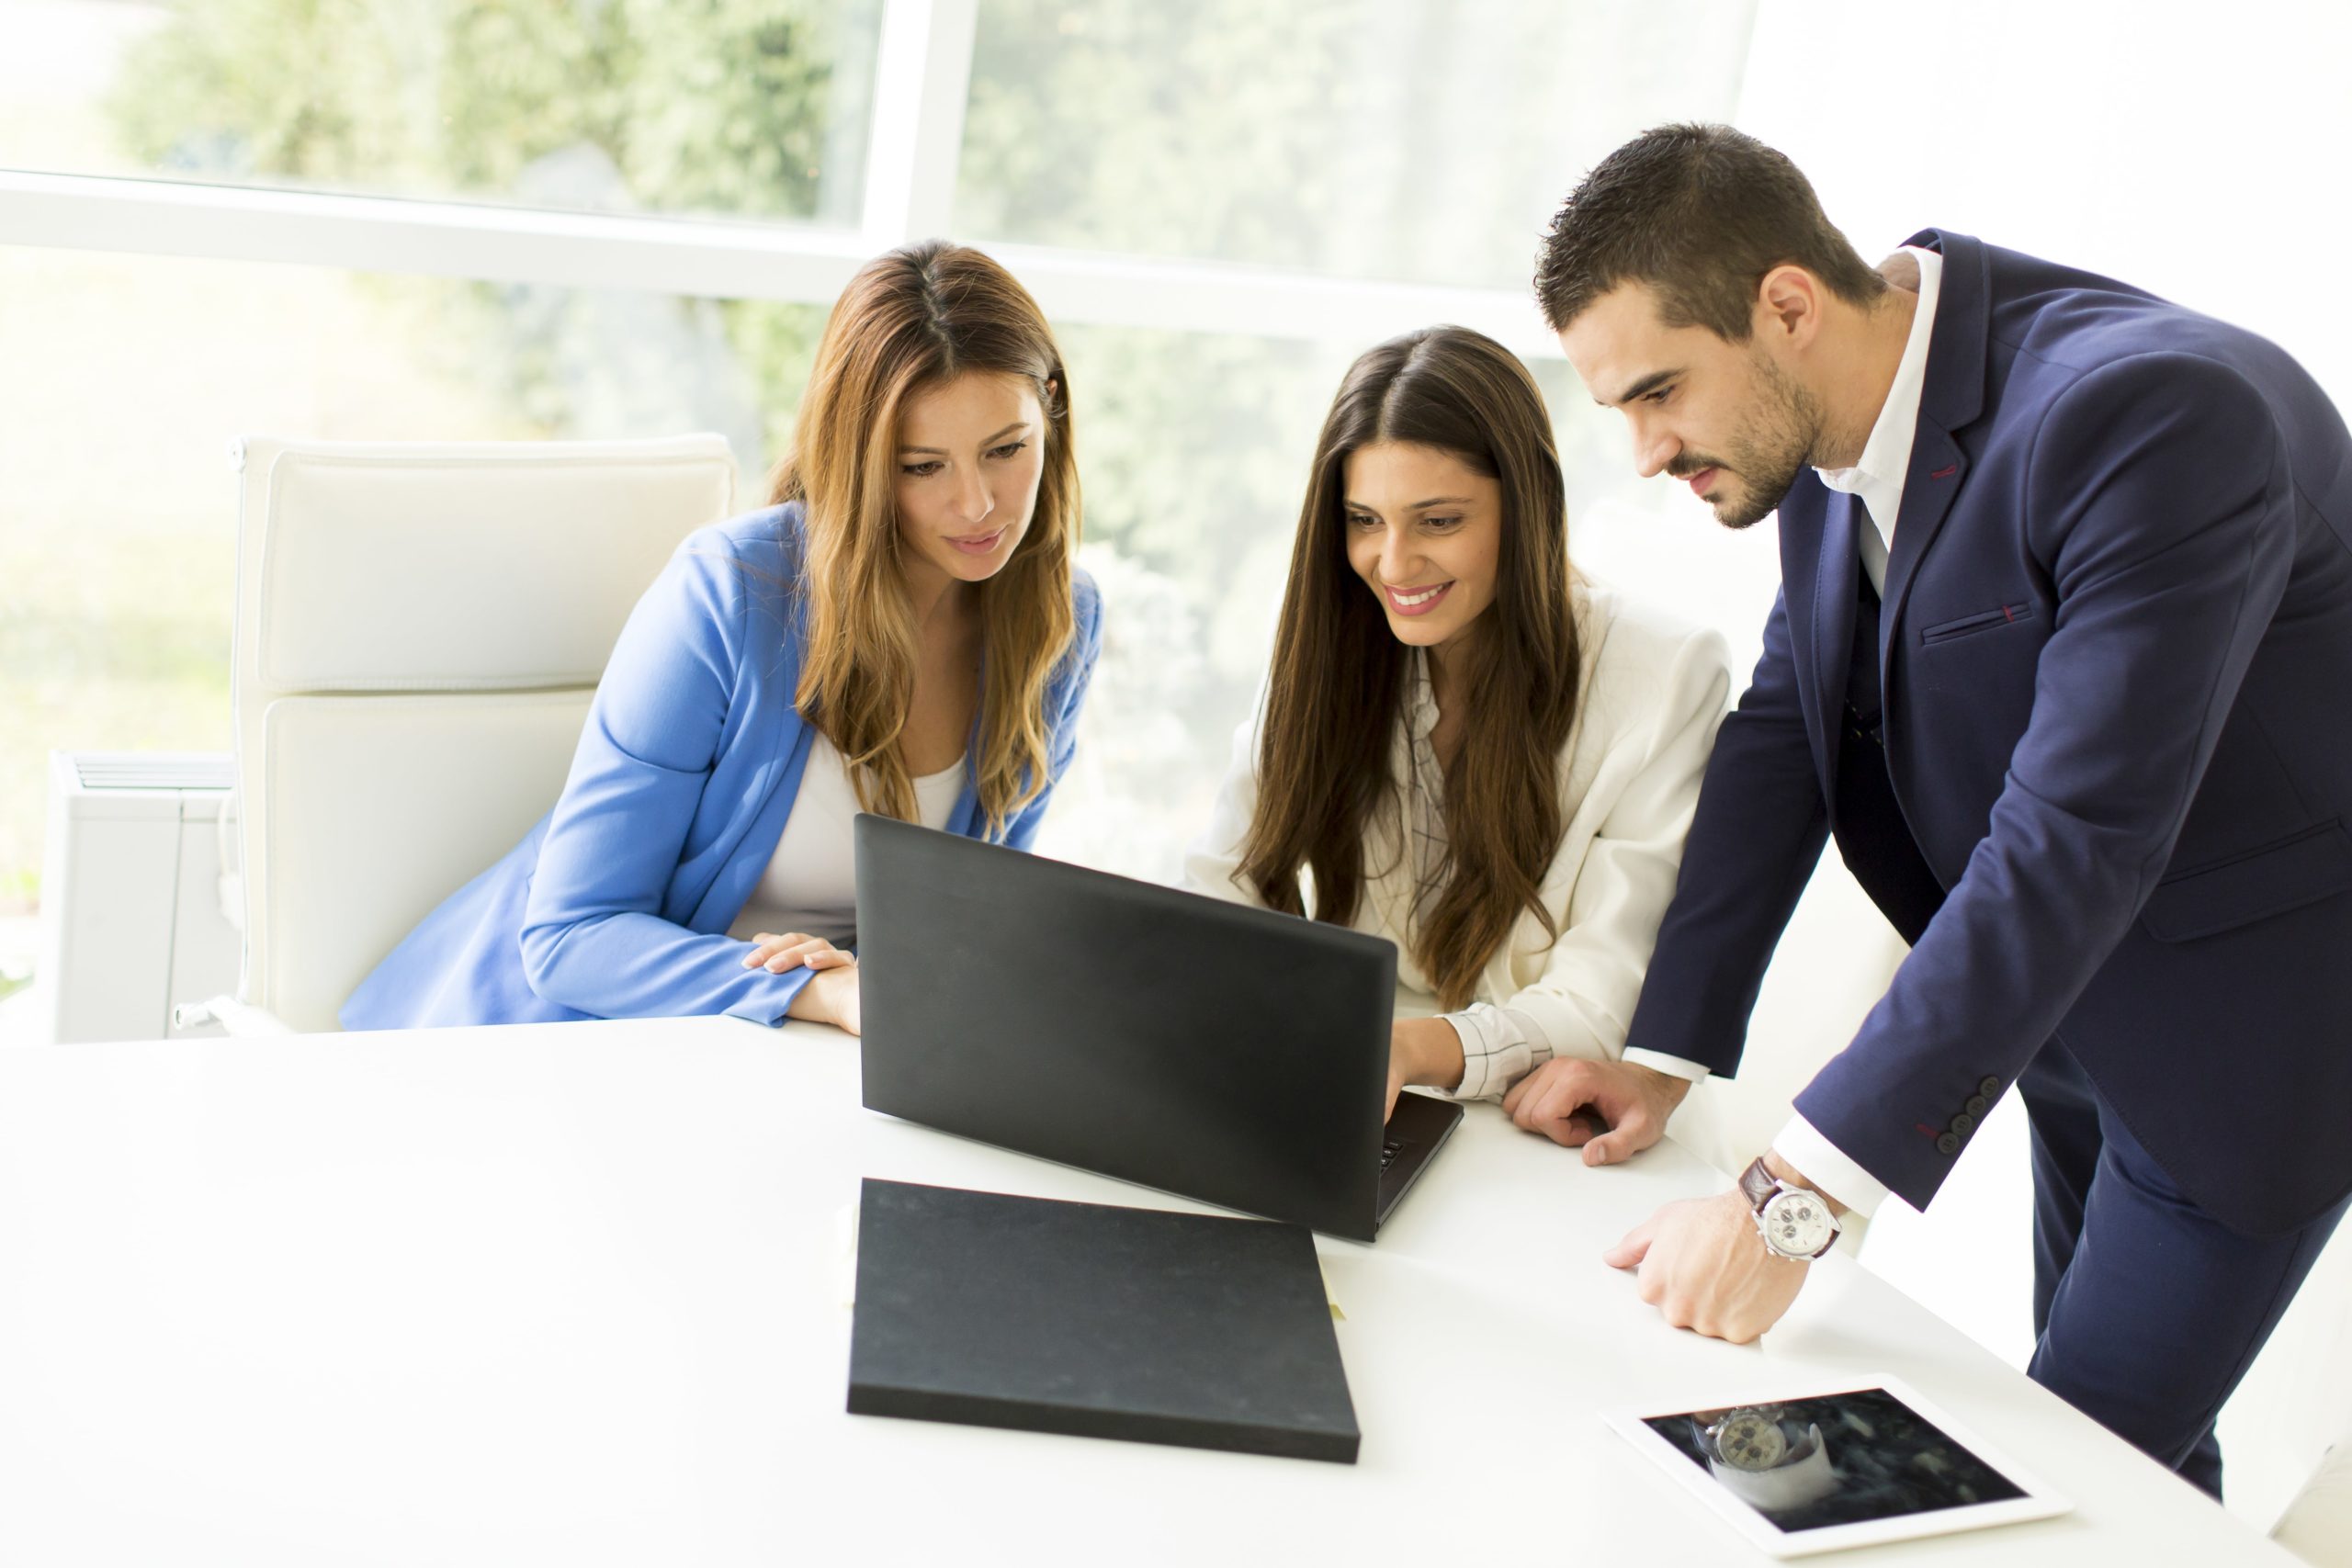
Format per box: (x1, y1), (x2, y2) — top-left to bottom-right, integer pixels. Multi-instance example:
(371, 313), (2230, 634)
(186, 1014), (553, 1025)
(1740, 0), (2352, 403)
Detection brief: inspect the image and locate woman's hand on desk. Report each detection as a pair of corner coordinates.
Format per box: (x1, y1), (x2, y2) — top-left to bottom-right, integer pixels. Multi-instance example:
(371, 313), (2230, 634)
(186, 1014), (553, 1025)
(782, 962), (862, 1034)
(744, 931), (855, 975)
(748, 932), (863, 1036)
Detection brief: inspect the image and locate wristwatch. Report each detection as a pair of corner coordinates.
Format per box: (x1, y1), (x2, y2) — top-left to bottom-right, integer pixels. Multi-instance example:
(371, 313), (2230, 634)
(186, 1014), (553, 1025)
(1738, 1156), (1840, 1261)
(1702, 1404), (1791, 1471)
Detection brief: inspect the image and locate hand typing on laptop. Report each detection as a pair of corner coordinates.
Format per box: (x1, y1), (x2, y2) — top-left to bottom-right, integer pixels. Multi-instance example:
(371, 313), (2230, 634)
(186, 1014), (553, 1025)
(1385, 1017), (1466, 1119)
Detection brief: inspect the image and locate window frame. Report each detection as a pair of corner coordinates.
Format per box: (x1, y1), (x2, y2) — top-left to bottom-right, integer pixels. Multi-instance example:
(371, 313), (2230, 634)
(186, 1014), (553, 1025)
(0, 0), (1563, 359)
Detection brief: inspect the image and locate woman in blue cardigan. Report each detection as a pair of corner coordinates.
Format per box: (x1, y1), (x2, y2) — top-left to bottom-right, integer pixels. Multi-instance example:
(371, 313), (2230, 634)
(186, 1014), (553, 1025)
(342, 242), (1102, 1035)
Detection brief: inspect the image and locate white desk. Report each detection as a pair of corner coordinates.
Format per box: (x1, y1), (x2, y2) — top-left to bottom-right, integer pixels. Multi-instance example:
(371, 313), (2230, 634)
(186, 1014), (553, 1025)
(0, 1017), (2294, 1566)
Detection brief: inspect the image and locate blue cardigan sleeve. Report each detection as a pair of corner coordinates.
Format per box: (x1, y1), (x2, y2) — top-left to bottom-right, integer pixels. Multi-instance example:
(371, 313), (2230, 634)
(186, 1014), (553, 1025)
(519, 526), (818, 1024)
(1002, 569), (1106, 851)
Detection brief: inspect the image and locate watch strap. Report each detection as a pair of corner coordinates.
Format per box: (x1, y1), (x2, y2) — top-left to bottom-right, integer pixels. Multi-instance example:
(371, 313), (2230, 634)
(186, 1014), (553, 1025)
(1736, 1155), (1780, 1213)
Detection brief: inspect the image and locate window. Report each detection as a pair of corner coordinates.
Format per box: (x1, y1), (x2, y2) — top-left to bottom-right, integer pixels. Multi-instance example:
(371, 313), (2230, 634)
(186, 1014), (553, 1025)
(1, 0), (886, 227)
(0, 0), (1759, 1005)
(957, 0), (1756, 289)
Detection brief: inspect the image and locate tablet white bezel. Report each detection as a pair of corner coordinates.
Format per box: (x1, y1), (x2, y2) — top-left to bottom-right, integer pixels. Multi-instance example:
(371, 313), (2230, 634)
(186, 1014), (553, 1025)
(1604, 1374), (2073, 1559)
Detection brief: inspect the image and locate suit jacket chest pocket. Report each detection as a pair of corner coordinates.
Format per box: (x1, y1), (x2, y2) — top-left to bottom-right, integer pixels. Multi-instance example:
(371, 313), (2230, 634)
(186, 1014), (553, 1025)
(1919, 602), (2037, 647)
(1901, 601), (2046, 791)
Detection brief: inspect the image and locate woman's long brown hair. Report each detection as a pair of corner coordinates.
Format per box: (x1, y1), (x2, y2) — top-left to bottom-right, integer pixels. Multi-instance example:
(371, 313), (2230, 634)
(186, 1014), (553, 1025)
(1238, 326), (1580, 1009)
(770, 242), (1079, 839)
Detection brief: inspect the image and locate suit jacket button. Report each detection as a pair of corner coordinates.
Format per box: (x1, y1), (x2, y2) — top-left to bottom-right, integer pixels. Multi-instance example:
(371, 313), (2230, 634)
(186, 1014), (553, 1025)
(1936, 1132), (1962, 1155)
(1979, 1076), (2001, 1097)
(1950, 1113), (1974, 1136)
(1965, 1095), (1989, 1116)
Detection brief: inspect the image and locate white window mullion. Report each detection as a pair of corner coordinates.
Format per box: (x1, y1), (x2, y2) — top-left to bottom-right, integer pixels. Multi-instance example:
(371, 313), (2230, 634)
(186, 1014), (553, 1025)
(858, 0), (979, 252)
(0, 168), (1559, 357)
(0, 169), (872, 305)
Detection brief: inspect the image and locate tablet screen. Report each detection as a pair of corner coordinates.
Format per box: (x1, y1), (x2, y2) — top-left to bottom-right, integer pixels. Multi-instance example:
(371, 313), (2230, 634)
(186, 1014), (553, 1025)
(1641, 1385), (2027, 1534)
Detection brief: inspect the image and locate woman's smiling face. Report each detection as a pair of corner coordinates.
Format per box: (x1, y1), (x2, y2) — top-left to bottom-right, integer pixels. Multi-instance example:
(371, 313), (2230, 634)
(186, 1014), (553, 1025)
(1341, 440), (1503, 654)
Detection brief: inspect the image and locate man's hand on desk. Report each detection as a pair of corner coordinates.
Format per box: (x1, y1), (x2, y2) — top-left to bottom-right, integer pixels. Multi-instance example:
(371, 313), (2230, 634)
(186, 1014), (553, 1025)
(1604, 1151), (1839, 1344)
(1499, 1058), (1690, 1165)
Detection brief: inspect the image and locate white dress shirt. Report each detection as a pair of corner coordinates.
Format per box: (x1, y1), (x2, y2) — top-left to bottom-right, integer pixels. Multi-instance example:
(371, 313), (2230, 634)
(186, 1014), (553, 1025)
(1816, 245), (1945, 595)
(1184, 581), (1731, 1099)
(1768, 244), (1946, 1217)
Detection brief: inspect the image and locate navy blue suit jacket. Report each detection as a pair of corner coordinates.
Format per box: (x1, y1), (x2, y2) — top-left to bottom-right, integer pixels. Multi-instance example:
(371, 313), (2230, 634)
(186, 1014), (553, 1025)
(1623, 231), (2352, 1235)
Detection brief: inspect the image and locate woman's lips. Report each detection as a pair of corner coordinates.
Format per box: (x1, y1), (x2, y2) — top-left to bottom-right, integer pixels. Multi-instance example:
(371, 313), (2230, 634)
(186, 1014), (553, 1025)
(1383, 581), (1453, 617)
(947, 527), (1007, 556)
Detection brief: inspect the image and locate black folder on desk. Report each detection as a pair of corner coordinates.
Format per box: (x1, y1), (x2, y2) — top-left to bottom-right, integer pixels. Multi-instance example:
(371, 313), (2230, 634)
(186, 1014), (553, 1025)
(846, 1179), (1361, 1463)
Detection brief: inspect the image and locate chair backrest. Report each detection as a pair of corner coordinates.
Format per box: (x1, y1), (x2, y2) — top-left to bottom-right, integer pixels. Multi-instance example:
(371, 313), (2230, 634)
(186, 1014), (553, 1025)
(2275, 1434), (2352, 1565)
(230, 434), (738, 1032)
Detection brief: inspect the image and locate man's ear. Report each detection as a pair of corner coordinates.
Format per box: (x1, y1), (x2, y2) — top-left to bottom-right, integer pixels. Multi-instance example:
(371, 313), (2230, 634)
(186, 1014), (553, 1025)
(1755, 265), (1824, 347)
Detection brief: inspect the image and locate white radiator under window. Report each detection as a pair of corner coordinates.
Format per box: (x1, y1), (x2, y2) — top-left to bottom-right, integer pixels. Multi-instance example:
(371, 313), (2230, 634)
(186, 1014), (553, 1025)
(37, 751), (241, 1044)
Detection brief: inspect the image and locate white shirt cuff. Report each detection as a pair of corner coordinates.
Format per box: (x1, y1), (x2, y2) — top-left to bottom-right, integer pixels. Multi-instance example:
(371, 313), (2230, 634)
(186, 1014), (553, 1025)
(1442, 1004), (1552, 1100)
(1770, 1113), (1894, 1218)
(1623, 1048), (1713, 1083)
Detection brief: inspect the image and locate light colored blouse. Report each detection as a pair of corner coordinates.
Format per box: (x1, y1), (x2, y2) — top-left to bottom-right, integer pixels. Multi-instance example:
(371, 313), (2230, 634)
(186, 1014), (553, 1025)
(728, 738), (967, 947)
(1182, 581), (1731, 1100)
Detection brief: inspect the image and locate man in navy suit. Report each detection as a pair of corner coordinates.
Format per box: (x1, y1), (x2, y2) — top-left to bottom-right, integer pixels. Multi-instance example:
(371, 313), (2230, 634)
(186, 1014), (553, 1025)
(1521, 123), (2352, 1497)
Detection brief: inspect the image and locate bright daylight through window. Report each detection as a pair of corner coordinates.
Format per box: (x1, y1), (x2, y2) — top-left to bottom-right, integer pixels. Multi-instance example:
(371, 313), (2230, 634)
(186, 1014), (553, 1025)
(0, 0), (1756, 1018)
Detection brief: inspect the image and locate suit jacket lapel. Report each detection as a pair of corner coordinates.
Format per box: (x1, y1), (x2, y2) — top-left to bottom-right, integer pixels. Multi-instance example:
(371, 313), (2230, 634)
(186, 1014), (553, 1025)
(1879, 424), (1969, 657)
(1880, 227), (1993, 662)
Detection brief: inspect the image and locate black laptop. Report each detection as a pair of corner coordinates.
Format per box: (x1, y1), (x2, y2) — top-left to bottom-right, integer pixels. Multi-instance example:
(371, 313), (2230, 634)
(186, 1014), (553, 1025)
(854, 815), (1463, 1242)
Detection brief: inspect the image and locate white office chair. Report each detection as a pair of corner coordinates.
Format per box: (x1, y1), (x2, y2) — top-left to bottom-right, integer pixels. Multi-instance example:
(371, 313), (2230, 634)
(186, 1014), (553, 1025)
(2233, 1222), (2352, 1540)
(2278, 1434), (2352, 1565)
(185, 434), (737, 1035)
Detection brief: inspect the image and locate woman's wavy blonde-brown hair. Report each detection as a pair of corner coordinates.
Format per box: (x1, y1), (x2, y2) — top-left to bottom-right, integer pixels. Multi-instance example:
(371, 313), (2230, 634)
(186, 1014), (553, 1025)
(769, 241), (1080, 839)
(1239, 326), (1581, 1010)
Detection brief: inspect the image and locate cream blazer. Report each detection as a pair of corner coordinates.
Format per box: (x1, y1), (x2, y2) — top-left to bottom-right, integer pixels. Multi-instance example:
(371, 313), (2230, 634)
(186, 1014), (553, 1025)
(1182, 581), (1731, 1093)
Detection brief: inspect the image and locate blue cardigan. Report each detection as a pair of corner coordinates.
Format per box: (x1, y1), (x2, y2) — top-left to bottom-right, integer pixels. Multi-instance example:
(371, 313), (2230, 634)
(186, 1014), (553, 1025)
(340, 504), (1103, 1030)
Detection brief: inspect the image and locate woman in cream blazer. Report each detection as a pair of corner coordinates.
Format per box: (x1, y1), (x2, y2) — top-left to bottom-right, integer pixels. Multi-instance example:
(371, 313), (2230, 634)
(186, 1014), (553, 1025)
(1185, 326), (1728, 1148)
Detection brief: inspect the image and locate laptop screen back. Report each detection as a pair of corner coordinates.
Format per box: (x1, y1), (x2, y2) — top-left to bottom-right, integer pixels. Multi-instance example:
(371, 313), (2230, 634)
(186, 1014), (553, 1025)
(855, 815), (1397, 1238)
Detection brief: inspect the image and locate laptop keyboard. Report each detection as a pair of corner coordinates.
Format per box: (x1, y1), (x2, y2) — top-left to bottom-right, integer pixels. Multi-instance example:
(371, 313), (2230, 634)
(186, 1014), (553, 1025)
(1380, 1136), (1406, 1173)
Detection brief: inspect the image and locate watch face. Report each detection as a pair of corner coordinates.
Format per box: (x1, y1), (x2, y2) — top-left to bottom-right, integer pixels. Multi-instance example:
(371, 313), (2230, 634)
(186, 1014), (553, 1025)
(1762, 1190), (1834, 1258)
(1713, 1409), (1789, 1471)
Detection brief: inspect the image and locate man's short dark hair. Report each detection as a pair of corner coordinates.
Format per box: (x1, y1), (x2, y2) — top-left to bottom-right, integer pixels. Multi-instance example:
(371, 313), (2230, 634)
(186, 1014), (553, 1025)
(1534, 123), (1886, 340)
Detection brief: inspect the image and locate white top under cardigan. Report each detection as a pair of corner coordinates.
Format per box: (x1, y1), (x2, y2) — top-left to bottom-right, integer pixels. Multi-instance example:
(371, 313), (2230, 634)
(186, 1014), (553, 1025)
(1183, 581), (1732, 1100)
(728, 735), (966, 947)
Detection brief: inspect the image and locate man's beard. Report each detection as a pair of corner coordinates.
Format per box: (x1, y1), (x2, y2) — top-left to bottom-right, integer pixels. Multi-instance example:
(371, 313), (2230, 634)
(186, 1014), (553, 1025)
(1673, 354), (1824, 531)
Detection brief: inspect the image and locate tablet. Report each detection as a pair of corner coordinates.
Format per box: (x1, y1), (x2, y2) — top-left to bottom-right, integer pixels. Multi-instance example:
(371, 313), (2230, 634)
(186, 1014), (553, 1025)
(1606, 1377), (2071, 1558)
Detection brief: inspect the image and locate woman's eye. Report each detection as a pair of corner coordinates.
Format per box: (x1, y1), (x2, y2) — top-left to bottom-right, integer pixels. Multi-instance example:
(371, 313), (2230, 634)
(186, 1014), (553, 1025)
(1346, 513), (1379, 531)
(1422, 515), (1464, 531)
(987, 440), (1030, 460)
(899, 461), (944, 477)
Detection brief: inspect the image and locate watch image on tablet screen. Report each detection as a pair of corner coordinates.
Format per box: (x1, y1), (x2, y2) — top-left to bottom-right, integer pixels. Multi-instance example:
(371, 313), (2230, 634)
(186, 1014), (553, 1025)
(1607, 1378), (2071, 1558)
